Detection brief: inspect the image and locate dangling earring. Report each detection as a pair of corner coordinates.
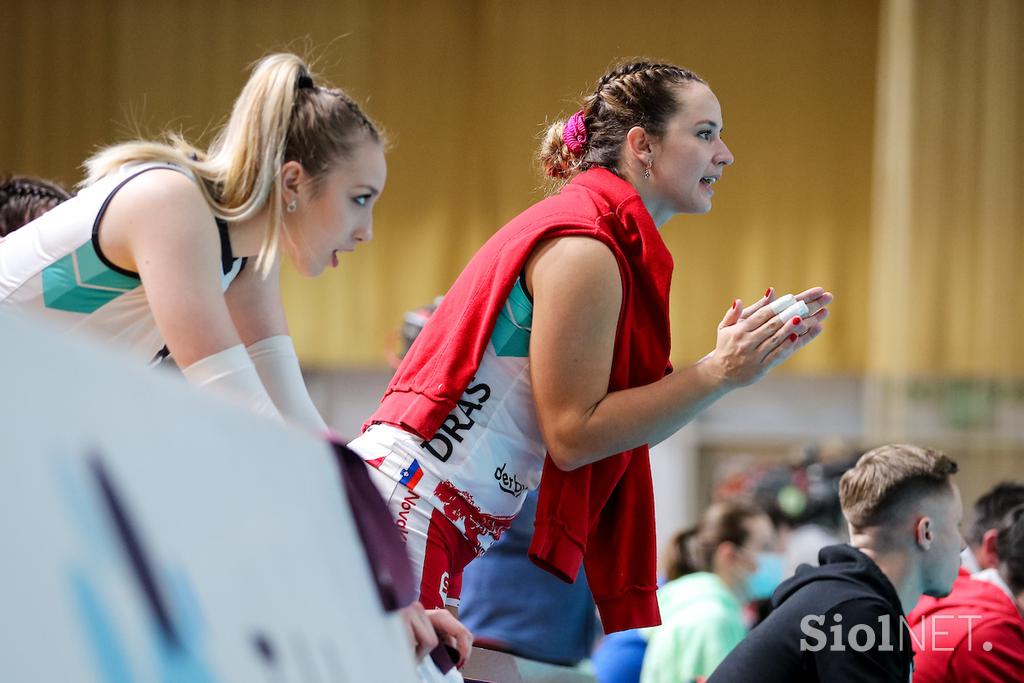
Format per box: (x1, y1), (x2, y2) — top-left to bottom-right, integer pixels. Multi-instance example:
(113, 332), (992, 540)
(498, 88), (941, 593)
(644, 160), (653, 180)
(286, 198), (297, 213)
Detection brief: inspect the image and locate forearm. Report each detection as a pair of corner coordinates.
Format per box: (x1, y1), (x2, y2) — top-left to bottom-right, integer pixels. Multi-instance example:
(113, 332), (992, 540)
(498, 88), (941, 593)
(181, 344), (283, 422)
(527, 236), (831, 471)
(547, 355), (731, 469)
(247, 335), (328, 433)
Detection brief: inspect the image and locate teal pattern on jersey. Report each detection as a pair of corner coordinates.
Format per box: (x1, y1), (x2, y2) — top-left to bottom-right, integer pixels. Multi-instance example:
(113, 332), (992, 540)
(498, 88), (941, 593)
(42, 243), (140, 313)
(491, 279), (533, 357)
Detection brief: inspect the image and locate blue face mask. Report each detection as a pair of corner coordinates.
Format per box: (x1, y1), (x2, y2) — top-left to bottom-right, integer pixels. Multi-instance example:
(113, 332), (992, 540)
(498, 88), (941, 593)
(744, 552), (784, 601)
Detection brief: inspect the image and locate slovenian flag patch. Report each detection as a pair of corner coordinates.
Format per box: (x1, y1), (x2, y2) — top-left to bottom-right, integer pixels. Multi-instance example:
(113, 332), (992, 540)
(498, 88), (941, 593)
(399, 459), (424, 490)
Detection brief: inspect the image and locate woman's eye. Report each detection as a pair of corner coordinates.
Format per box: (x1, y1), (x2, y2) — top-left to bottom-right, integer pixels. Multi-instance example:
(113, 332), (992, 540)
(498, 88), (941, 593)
(353, 194), (370, 207)
(698, 130), (713, 141)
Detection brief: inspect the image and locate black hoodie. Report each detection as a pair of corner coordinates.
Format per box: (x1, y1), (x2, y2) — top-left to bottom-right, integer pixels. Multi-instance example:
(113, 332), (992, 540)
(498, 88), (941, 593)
(708, 544), (915, 683)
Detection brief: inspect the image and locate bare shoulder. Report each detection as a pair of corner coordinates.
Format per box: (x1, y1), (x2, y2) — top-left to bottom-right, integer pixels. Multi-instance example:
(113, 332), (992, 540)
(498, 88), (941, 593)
(98, 168), (218, 272)
(526, 235), (620, 296)
(110, 168), (212, 231)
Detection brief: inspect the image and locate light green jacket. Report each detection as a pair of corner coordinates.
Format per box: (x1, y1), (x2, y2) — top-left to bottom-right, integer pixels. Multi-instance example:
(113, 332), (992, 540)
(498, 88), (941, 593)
(639, 572), (747, 683)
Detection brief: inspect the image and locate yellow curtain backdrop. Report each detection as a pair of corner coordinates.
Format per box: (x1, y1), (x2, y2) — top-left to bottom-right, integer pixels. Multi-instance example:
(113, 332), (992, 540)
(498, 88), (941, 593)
(5, 1), (880, 369)
(869, 0), (1024, 377)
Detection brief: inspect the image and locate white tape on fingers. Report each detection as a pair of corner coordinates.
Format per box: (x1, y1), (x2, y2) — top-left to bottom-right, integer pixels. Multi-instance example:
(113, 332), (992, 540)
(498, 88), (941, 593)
(769, 294), (796, 315)
(779, 300), (809, 322)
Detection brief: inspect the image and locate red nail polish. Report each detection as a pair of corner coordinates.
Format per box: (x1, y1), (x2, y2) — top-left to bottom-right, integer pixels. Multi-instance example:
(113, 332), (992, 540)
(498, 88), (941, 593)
(792, 316), (802, 325)
(732, 299), (739, 310)
(765, 287), (773, 298)
(789, 333), (798, 343)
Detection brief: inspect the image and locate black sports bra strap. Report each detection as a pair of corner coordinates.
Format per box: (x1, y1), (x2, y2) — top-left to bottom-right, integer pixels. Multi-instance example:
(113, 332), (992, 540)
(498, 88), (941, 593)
(518, 266), (534, 303)
(216, 218), (235, 275)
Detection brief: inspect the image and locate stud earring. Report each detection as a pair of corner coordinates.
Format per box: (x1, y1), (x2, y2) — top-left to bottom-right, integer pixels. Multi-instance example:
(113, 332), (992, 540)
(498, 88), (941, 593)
(286, 199), (297, 213)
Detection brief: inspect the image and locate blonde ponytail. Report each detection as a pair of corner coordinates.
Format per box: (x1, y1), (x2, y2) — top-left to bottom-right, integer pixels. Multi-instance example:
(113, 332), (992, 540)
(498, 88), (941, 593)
(84, 53), (381, 276)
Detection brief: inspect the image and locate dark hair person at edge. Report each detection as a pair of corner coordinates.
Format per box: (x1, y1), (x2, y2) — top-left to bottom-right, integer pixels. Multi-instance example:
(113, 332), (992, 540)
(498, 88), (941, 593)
(0, 174), (71, 236)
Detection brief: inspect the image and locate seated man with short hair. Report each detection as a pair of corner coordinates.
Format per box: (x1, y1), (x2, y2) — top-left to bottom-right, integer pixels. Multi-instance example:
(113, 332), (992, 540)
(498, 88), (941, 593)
(709, 444), (964, 683)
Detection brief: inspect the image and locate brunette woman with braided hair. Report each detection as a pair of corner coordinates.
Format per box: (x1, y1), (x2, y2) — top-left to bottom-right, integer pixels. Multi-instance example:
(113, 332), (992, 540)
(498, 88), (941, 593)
(0, 175), (71, 237)
(351, 60), (832, 639)
(0, 54), (385, 431)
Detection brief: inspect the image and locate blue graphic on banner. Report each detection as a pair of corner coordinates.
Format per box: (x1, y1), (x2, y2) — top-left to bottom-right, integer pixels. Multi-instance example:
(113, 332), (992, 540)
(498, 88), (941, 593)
(57, 454), (221, 683)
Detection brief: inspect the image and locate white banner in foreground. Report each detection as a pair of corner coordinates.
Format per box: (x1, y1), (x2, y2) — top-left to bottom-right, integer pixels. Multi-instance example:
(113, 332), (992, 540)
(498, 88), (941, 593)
(0, 313), (417, 683)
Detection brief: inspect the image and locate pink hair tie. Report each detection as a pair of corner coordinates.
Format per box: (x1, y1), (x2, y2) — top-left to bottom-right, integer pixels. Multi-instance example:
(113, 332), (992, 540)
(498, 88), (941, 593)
(562, 110), (588, 157)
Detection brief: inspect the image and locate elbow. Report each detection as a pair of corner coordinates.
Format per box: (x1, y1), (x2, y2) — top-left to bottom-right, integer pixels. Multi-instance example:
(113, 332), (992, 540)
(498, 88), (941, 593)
(547, 448), (585, 472)
(544, 432), (592, 472)
(539, 408), (604, 471)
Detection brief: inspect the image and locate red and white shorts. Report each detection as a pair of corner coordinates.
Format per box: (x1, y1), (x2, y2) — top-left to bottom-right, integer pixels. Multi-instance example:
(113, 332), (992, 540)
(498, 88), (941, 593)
(366, 467), (479, 610)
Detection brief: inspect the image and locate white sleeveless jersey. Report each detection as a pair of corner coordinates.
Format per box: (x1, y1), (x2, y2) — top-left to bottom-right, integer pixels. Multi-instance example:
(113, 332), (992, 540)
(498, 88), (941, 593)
(349, 278), (545, 553)
(0, 162), (245, 363)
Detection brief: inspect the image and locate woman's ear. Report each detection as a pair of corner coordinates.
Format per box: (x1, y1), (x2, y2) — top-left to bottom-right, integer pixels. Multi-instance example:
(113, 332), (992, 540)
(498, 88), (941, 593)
(624, 126), (655, 168)
(280, 160), (304, 198)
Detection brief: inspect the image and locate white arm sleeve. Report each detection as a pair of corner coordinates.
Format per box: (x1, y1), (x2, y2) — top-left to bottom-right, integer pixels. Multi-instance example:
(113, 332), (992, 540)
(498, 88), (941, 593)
(245, 335), (328, 433)
(180, 344), (282, 422)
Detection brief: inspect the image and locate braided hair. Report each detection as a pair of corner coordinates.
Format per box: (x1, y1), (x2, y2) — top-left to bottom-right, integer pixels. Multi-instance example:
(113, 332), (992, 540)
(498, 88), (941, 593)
(539, 60), (706, 182)
(0, 175), (72, 236)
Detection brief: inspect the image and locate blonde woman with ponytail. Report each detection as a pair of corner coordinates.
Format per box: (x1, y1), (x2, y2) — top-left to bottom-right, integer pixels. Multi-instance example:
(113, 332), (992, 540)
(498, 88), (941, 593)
(0, 53), (477, 671)
(0, 54), (385, 432)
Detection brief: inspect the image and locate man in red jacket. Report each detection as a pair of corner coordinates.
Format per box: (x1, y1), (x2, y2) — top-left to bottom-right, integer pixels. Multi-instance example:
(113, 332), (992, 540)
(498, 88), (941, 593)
(907, 501), (1024, 681)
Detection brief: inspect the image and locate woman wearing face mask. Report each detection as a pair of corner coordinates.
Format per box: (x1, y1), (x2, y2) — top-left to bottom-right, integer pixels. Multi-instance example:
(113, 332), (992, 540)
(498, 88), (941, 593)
(639, 502), (778, 683)
(0, 54), (385, 432)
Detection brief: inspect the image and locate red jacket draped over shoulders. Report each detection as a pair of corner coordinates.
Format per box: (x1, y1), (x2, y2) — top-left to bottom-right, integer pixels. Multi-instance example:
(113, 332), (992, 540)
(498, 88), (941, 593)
(367, 168), (673, 631)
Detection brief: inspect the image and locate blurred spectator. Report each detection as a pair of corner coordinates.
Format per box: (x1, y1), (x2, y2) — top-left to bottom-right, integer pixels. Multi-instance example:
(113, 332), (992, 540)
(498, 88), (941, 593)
(960, 481), (1024, 573)
(907, 484), (1024, 682)
(592, 628), (648, 683)
(708, 444), (961, 683)
(725, 446), (857, 578)
(0, 174), (71, 237)
(711, 447), (857, 628)
(639, 501), (776, 683)
(387, 296), (443, 369)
